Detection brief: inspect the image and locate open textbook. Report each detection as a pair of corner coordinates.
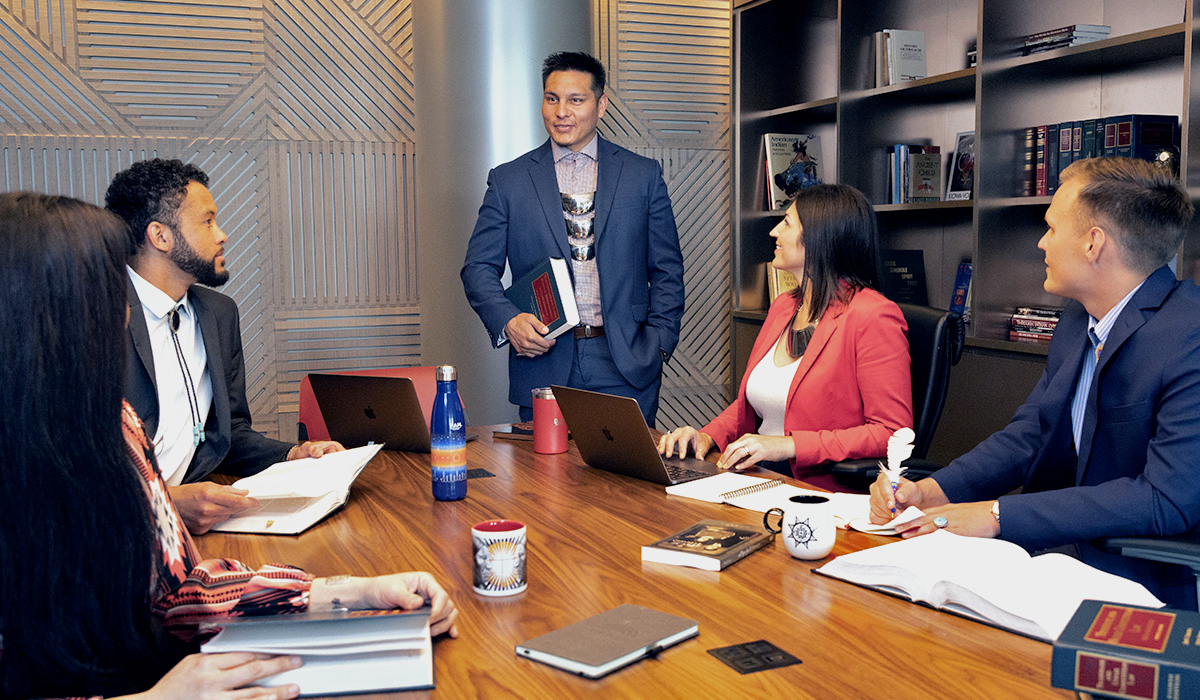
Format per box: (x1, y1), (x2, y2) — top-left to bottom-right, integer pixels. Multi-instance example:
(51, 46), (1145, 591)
(202, 607), (433, 695)
(815, 530), (1164, 641)
(211, 443), (383, 535)
(665, 472), (920, 532)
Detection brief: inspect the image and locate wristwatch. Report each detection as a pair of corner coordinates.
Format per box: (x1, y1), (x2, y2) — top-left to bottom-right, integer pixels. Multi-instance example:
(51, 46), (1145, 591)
(991, 500), (1000, 526)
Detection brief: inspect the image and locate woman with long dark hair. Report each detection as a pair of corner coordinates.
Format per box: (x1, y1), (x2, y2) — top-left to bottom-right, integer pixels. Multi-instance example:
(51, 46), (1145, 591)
(0, 193), (457, 699)
(659, 184), (912, 485)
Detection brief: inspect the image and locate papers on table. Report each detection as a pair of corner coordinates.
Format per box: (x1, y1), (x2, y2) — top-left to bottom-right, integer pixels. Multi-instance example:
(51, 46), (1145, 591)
(666, 472), (881, 530)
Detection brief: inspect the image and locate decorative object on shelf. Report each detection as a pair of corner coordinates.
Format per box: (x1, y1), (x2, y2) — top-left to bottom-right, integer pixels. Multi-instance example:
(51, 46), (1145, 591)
(945, 132), (975, 201)
(763, 133), (822, 211)
(966, 39), (977, 68)
(880, 250), (928, 306)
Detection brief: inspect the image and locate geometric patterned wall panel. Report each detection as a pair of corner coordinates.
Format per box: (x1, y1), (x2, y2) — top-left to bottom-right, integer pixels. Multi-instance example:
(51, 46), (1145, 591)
(595, 0), (733, 430)
(266, 0), (415, 141)
(596, 0), (731, 151)
(1, 1), (416, 441)
(271, 140), (417, 307)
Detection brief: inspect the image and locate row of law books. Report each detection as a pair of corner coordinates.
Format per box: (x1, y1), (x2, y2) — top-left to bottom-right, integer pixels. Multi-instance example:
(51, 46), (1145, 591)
(1018, 115), (1179, 198)
(1016, 23), (1111, 56)
(1009, 306), (1062, 345)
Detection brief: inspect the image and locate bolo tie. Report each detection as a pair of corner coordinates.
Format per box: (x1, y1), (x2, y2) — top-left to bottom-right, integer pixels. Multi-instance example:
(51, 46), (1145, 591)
(168, 306), (205, 447)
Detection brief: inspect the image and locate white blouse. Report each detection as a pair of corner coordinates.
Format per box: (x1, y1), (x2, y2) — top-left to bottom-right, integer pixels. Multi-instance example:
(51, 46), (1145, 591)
(744, 337), (801, 437)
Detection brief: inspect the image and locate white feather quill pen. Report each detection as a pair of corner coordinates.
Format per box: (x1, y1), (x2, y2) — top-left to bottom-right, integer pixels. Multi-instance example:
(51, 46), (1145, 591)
(881, 427), (916, 513)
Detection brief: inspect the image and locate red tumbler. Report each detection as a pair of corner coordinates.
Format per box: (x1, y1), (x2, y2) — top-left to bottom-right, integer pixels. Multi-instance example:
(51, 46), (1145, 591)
(532, 387), (568, 454)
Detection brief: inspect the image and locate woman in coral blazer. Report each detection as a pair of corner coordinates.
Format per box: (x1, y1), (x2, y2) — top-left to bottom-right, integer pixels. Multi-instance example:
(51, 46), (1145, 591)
(660, 184), (912, 484)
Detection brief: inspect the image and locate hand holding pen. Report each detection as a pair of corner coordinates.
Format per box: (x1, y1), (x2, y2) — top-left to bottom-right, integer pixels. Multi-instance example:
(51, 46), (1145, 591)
(881, 428), (915, 516)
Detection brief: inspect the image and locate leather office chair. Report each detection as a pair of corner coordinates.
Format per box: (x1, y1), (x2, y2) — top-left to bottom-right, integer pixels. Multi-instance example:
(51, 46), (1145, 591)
(1098, 535), (1200, 608)
(829, 303), (965, 491)
(298, 366), (438, 441)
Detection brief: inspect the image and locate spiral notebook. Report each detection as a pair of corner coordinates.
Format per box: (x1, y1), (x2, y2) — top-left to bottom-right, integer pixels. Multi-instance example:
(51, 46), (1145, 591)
(665, 472), (872, 527)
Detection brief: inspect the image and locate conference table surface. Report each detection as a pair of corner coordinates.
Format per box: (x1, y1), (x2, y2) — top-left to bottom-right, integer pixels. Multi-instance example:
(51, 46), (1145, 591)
(202, 428), (1071, 699)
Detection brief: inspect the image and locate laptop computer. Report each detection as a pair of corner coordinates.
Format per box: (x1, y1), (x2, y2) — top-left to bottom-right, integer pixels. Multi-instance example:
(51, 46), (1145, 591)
(551, 385), (720, 485)
(308, 374), (431, 452)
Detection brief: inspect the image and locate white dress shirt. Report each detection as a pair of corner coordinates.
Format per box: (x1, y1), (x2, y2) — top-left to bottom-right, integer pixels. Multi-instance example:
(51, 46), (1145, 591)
(128, 267), (214, 486)
(744, 334), (802, 437)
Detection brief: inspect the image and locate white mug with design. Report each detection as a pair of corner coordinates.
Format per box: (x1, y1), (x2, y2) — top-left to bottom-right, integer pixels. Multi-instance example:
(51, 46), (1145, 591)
(763, 494), (836, 560)
(472, 519), (527, 596)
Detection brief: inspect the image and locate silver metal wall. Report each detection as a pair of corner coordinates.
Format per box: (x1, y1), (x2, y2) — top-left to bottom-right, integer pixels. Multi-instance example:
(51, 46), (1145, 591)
(414, 0), (591, 424)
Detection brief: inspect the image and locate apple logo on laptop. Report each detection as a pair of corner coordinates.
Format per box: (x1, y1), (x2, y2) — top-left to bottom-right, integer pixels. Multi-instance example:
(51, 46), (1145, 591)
(602, 427), (614, 441)
(364, 406), (377, 420)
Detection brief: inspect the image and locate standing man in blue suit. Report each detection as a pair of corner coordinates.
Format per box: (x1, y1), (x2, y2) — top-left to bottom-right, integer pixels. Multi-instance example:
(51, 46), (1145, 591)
(461, 51), (685, 426)
(108, 159), (343, 534)
(870, 157), (1200, 608)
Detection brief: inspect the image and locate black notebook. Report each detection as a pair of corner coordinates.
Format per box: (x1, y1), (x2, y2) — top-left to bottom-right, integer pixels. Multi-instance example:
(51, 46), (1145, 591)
(515, 604), (698, 679)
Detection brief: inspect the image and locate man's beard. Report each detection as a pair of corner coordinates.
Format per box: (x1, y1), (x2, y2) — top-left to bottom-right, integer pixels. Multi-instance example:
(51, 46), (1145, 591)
(170, 233), (229, 287)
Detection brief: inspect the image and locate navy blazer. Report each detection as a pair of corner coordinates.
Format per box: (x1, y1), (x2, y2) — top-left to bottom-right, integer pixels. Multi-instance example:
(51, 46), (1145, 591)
(461, 137), (685, 407)
(935, 266), (1200, 605)
(125, 278), (292, 483)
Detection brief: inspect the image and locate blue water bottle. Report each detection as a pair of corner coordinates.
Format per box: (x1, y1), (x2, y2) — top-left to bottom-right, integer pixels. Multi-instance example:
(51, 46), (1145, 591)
(431, 365), (467, 501)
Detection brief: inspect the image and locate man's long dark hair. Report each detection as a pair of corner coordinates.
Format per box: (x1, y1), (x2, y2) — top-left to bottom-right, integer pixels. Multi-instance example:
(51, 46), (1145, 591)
(0, 193), (176, 696)
(788, 184), (882, 324)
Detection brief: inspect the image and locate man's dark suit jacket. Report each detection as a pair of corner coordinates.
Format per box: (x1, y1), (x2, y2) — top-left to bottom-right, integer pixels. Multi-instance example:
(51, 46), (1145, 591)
(125, 278), (292, 483)
(460, 137), (685, 407)
(934, 265), (1200, 606)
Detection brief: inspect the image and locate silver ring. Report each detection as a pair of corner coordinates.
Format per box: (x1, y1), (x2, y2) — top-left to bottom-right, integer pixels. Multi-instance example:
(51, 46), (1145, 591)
(934, 516), (948, 529)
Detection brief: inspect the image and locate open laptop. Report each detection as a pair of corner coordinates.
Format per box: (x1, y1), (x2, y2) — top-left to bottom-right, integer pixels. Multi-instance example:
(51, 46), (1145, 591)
(308, 374), (431, 452)
(551, 385), (720, 485)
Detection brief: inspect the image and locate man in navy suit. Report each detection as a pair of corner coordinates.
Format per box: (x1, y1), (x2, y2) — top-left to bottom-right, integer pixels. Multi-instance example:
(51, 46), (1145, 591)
(108, 159), (342, 533)
(461, 52), (685, 427)
(871, 157), (1200, 607)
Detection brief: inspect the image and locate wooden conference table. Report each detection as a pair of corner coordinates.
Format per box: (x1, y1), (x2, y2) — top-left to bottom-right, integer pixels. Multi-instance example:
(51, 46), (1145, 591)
(203, 429), (1070, 699)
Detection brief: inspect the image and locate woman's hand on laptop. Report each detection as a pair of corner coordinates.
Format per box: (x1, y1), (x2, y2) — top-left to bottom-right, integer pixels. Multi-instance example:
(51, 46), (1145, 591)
(658, 426), (715, 460)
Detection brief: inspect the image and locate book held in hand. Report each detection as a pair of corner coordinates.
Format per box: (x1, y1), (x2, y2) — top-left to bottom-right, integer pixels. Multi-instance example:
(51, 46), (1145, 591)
(641, 519), (774, 571)
(515, 604), (698, 679)
(1052, 600), (1200, 699)
(210, 443), (383, 535)
(201, 607), (434, 695)
(502, 257), (579, 347)
(815, 530), (1163, 641)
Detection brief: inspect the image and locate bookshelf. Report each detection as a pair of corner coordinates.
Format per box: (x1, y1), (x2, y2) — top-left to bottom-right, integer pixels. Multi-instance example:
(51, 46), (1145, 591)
(731, 0), (1195, 460)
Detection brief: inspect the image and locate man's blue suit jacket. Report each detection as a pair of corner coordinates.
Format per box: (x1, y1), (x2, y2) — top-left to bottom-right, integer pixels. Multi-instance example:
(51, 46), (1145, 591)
(935, 265), (1200, 605)
(461, 137), (685, 407)
(125, 278), (292, 483)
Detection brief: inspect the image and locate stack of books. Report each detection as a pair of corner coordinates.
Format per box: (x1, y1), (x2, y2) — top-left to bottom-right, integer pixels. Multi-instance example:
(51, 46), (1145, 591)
(1018, 24), (1111, 56)
(1009, 306), (1062, 344)
(874, 29), (926, 86)
(887, 144), (941, 204)
(1019, 115), (1179, 197)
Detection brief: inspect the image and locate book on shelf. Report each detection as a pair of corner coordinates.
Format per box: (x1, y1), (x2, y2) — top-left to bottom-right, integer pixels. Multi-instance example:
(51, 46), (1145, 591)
(949, 262), (972, 320)
(880, 249), (928, 306)
(641, 519), (774, 571)
(1052, 600), (1200, 699)
(1010, 314), (1060, 331)
(1108, 114), (1181, 175)
(1081, 118), (1100, 160)
(1014, 306), (1063, 318)
(1020, 24), (1111, 44)
(1010, 328), (1055, 344)
(1034, 125), (1048, 197)
(888, 144), (939, 204)
(945, 131), (975, 201)
(502, 257), (579, 347)
(210, 444), (383, 535)
(763, 133), (822, 210)
(1023, 34), (1111, 55)
(664, 472), (872, 528)
(201, 607), (434, 694)
(877, 29), (926, 85)
(766, 263), (800, 301)
(516, 604), (698, 679)
(814, 529), (1163, 642)
(1058, 120), (1077, 174)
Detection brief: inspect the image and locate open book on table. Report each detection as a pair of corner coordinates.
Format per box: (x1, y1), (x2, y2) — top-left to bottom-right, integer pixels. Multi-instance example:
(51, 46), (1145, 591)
(210, 443), (383, 535)
(666, 472), (879, 529)
(202, 607), (432, 695)
(814, 529), (1164, 641)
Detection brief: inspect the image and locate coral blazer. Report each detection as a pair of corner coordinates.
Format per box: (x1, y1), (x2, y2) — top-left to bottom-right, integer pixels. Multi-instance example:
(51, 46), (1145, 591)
(703, 287), (912, 478)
